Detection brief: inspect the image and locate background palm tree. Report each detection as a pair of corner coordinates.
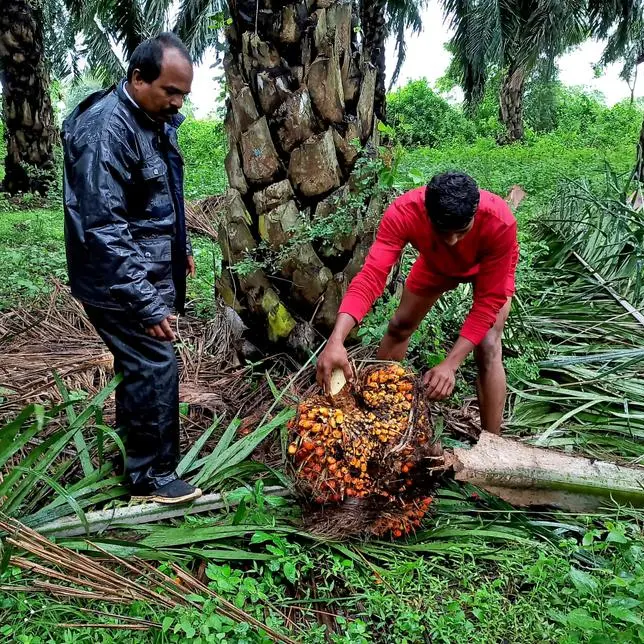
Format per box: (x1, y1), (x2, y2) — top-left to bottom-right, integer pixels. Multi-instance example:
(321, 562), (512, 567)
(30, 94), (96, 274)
(443, 0), (642, 144)
(0, 0), (57, 195)
(594, 3), (644, 179)
(443, 0), (590, 143)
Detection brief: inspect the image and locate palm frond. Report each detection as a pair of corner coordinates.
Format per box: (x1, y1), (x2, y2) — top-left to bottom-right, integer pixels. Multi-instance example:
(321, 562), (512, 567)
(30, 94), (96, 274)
(42, 0), (79, 80)
(143, 0), (174, 33)
(545, 174), (644, 313)
(173, 0), (225, 63)
(385, 0), (429, 90)
(507, 170), (644, 463)
(104, 0), (147, 59)
(443, 0), (502, 105)
(79, 17), (127, 84)
(588, 0), (642, 40)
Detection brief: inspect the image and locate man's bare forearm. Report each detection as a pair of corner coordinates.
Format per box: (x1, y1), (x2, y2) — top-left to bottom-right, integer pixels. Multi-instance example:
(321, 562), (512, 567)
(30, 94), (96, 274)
(328, 313), (357, 345)
(444, 335), (475, 369)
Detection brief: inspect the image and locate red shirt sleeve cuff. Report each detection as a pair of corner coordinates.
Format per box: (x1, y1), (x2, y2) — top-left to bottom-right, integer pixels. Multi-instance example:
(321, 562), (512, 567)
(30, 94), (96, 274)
(459, 319), (489, 346)
(338, 298), (365, 324)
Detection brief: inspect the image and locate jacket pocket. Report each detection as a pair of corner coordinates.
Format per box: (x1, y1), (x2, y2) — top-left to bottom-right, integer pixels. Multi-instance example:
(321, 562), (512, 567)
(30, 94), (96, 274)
(140, 156), (175, 221)
(136, 235), (171, 274)
(141, 156), (168, 181)
(136, 235), (175, 306)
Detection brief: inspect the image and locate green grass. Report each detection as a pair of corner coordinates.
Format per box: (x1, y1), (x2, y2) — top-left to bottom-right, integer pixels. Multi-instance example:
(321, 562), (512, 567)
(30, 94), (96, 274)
(0, 204), (67, 310)
(178, 118), (228, 200)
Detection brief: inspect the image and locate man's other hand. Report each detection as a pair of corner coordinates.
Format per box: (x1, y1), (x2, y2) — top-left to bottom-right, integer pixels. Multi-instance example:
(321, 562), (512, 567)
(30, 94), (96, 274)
(316, 340), (353, 394)
(423, 361), (456, 400)
(187, 255), (196, 278)
(145, 315), (176, 341)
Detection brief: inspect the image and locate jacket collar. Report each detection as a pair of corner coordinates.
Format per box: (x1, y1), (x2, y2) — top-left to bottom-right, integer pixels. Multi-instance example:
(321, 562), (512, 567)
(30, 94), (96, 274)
(116, 80), (185, 131)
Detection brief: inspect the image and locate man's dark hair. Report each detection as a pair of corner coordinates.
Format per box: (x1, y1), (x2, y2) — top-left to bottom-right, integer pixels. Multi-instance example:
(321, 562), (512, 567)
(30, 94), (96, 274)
(127, 32), (192, 83)
(424, 172), (480, 231)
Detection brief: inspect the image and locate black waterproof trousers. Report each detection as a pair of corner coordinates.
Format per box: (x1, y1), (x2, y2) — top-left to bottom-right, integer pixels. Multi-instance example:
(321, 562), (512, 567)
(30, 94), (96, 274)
(84, 305), (179, 492)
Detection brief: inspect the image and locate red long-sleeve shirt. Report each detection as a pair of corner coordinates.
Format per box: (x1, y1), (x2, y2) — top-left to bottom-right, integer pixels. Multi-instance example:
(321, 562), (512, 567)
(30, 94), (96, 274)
(338, 187), (519, 345)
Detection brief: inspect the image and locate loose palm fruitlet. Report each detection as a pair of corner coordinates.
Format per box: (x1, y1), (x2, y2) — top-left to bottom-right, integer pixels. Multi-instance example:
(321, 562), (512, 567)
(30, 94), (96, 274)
(287, 363), (446, 539)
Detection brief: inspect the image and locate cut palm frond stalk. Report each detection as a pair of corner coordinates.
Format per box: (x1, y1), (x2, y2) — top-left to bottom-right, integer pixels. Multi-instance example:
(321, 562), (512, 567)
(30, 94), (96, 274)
(0, 515), (299, 644)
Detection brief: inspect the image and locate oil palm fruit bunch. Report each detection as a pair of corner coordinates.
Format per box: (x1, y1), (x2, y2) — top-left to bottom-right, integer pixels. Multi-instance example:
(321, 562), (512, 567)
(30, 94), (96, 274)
(287, 363), (445, 539)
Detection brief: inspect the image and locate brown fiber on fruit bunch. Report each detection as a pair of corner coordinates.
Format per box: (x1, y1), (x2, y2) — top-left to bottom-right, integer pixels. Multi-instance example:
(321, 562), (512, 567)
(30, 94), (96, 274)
(287, 362), (447, 540)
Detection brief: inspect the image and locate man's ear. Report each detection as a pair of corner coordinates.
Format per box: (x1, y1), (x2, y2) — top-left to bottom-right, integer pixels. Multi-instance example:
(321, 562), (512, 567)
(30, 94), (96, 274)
(130, 69), (143, 88)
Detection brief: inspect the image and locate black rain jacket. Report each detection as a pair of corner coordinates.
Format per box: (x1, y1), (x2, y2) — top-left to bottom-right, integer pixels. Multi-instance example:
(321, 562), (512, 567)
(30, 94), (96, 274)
(62, 81), (191, 326)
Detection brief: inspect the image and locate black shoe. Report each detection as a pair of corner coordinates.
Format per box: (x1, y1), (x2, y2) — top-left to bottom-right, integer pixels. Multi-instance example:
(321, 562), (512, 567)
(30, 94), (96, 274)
(131, 479), (202, 505)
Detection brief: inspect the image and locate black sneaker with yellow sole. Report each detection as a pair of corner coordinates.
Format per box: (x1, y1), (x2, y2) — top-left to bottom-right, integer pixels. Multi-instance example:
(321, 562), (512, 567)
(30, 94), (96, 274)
(131, 479), (202, 505)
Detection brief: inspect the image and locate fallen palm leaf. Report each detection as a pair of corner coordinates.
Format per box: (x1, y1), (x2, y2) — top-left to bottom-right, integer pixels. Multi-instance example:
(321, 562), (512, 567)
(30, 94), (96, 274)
(0, 515), (299, 643)
(185, 194), (227, 241)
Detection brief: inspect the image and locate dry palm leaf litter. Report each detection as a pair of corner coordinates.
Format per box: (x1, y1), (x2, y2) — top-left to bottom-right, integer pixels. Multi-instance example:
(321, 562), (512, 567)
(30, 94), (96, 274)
(288, 363), (447, 539)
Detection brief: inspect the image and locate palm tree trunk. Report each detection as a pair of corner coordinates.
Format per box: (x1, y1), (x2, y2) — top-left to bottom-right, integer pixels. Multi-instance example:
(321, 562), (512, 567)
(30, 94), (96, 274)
(360, 0), (387, 121)
(0, 0), (56, 195)
(498, 64), (525, 144)
(635, 115), (644, 183)
(219, 0), (381, 351)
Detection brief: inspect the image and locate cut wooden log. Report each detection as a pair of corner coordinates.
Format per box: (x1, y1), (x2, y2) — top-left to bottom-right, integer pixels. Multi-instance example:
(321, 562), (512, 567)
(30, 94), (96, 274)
(240, 116), (281, 184)
(230, 85), (259, 134)
(224, 145), (249, 195)
(307, 51), (345, 123)
(253, 179), (294, 215)
(218, 189), (256, 264)
(289, 129), (342, 197)
(357, 63), (377, 141)
(275, 88), (317, 153)
(256, 70), (292, 115)
(452, 433), (644, 512)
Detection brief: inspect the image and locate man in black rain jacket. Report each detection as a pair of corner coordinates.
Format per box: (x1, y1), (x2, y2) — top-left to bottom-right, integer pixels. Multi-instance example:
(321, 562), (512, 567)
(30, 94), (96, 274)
(62, 33), (201, 504)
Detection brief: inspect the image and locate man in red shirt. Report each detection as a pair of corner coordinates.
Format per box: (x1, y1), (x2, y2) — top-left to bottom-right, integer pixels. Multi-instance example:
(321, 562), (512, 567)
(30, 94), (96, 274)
(316, 172), (519, 435)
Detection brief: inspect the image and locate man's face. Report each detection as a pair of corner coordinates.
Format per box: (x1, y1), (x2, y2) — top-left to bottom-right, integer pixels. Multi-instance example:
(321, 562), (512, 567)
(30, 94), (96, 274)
(433, 218), (475, 247)
(130, 48), (193, 123)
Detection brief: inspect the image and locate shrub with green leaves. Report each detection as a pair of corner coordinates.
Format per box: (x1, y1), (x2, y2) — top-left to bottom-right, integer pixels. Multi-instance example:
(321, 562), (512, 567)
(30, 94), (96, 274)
(387, 79), (477, 147)
(178, 118), (228, 199)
